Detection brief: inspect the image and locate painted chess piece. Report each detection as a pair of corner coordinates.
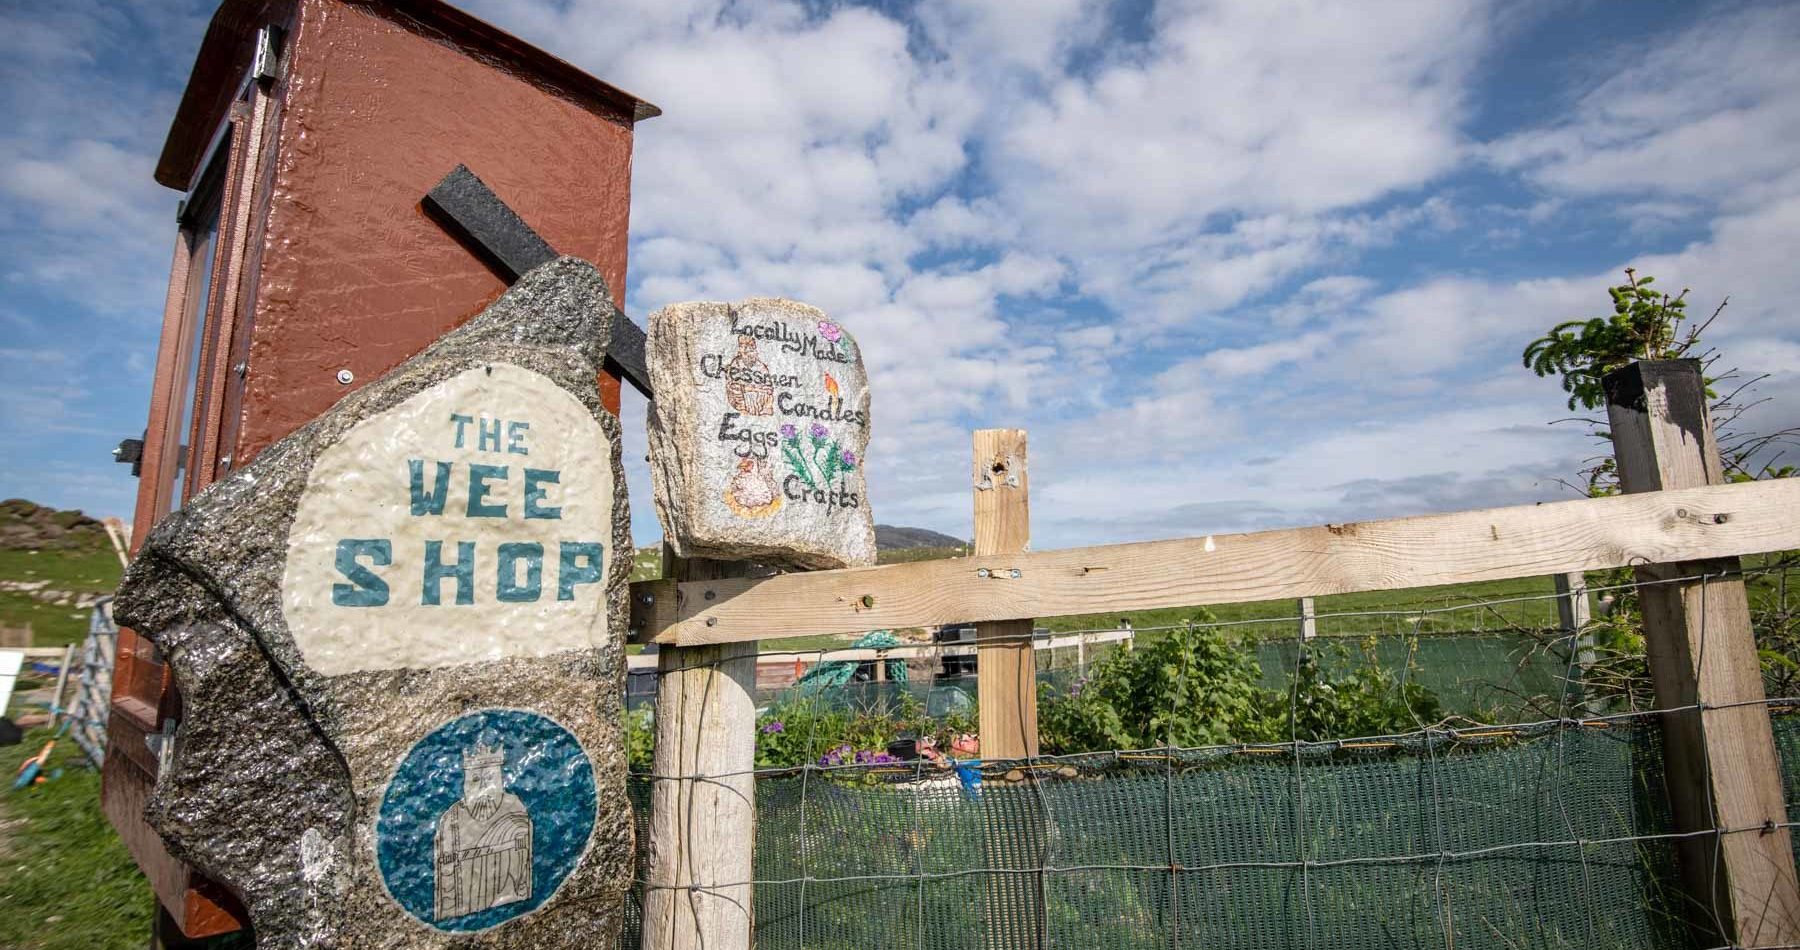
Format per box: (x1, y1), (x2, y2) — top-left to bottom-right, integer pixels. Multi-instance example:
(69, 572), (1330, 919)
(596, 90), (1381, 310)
(434, 744), (533, 921)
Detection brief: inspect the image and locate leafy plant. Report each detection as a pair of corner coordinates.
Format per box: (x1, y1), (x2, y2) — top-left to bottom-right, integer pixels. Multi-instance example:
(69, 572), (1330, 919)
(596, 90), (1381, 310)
(1523, 268), (1712, 412)
(1275, 638), (1443, 741)
(628, 689), (981, 774)
(1038, 615), (1445, 754)
(1039, 618), (1277, 751)
(1522, 269), (1796, 496)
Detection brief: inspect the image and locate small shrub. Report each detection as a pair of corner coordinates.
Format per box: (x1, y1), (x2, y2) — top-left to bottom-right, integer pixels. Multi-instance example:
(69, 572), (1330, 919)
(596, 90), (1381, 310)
(1039, 616), (1445, 754)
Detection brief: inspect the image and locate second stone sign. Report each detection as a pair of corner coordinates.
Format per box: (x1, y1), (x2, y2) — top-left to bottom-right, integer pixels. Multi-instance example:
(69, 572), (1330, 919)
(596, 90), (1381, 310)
(647, 297), (876, 569)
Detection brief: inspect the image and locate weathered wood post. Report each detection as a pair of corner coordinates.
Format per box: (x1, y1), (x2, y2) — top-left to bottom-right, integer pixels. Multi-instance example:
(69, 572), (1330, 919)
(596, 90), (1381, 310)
(1297, 597), (1318, 640)
(975, 428), (1037, 758)
(1605, 359), (1800, 945)
(972, 428), (1042, 950)
(642, 550), (757, 950)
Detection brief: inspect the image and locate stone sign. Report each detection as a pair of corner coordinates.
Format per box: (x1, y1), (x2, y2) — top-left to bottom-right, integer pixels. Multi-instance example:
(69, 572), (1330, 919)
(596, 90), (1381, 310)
(114, 258), (634, 949)
(646, 298), (875, 569)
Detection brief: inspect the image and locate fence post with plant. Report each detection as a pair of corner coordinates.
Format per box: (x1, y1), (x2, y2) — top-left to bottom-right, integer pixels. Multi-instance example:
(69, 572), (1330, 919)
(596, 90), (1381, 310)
(1604, 358), (1800, 945)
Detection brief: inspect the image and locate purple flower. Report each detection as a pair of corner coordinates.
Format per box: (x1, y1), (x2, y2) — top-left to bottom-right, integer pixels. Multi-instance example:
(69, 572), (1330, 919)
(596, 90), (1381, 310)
(779, 423), (798, 440)
(808, 422), (829, 440)
(840, 449), (858, 468)
(761, 721), (785, 734)
(817, 320), (842, 343)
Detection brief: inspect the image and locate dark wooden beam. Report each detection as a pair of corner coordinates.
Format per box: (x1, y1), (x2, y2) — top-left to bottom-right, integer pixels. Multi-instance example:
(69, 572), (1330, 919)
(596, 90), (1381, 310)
(424, 164), (653, 397)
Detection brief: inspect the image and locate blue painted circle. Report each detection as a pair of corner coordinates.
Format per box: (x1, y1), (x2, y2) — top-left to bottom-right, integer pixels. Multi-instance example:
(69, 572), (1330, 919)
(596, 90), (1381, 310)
(376, 709), (595, 931)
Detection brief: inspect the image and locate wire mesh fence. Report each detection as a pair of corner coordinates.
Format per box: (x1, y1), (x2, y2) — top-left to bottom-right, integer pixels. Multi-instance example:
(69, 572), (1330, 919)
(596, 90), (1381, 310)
(620, 561), (1800, 949)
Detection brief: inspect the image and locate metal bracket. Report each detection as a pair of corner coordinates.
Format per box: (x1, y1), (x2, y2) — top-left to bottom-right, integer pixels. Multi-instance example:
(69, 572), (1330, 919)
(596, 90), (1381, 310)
(252, 26), (283, 83)
(422, 165), (653, 397)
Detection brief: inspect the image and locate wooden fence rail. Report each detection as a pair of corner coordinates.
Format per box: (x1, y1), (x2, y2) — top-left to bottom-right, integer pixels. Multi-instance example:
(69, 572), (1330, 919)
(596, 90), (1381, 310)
(628, 475), (1800, 646)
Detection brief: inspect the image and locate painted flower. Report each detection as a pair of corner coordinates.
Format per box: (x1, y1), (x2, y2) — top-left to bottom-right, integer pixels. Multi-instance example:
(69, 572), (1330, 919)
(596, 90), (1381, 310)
(761, 721), (785, 734)
(808, 422), (829, 439)
(824, 372), (840, 397)
(779, 423), (798, 440)
(817, 320), (842, 343)
(840, 449), (858, 468)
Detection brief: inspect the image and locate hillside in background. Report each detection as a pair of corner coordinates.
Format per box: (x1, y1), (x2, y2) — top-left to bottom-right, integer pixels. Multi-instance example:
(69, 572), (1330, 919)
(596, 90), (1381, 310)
(630, 526), (970, 580)
(0, 500), (123, 647)
(875, 524), (966, 550)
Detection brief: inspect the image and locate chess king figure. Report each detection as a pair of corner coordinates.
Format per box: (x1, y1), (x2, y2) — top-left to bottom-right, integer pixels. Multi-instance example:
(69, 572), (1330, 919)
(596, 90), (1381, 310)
(434, 743), (533, 920)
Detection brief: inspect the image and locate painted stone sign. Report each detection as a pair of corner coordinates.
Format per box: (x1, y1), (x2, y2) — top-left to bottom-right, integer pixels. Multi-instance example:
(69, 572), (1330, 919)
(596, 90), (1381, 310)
(282, 363), (613, 675)
(114, 258), (634, 950)
(647, 297), (876, 569)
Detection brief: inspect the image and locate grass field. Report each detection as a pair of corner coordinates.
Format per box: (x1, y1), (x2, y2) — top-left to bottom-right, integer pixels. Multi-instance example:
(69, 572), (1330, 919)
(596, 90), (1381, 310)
(0, 728), (152, 950)
(0, 548), (123, 647)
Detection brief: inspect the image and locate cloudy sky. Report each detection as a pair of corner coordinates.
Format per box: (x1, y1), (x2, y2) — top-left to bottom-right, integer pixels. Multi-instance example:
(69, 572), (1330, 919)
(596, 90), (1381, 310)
(2, 0), (1797, 549)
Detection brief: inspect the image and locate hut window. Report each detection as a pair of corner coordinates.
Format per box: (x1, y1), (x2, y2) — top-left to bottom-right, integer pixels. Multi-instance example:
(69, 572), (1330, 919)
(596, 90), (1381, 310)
(160, 152), (227, 514)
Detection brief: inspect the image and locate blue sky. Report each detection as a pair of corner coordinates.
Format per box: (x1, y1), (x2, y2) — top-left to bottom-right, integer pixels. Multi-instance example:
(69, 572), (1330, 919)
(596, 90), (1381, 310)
(2, 0), (1797, 549)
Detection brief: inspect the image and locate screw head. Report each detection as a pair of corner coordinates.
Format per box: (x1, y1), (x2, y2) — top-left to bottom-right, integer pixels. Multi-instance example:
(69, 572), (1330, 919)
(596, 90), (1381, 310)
(704, 590), (716, 601)
(336, 369), (355, 385)
(1009, 568), (1022, 579)
(705, 617), (718, 627)
(977, 568), (991, 579)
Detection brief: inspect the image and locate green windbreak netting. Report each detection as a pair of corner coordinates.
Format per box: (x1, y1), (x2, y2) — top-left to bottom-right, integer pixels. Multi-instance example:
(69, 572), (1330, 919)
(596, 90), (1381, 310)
(612, 712), (1800, 949)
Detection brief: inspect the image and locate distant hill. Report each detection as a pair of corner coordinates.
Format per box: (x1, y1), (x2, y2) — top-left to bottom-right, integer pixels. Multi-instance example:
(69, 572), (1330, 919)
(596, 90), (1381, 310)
(0, 500), (123, 646)
(0, 499), (111, 553)
(875, 525), (966, 550)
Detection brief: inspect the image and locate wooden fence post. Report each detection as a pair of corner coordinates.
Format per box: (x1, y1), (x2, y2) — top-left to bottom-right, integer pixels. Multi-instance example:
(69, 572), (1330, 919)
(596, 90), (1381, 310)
(974, 428), (1036, 756)
(972, 428), (1042, 950)
(1297, 597), (1317, 641)
(1605, 359), (1800, 946)
(1553, 571), (1596, 712)
(642, 548), (757, 950)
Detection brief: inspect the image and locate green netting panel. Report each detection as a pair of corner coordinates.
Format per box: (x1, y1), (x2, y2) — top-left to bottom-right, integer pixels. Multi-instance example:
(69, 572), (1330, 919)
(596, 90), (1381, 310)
(620, 722), (1698, 949)
(1773, 710), (1800, 867)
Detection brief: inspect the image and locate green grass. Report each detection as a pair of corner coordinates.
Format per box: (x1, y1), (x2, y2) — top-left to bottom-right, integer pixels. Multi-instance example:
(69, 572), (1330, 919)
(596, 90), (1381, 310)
(876, 545), (967, 564)
(0, 549), (123, 647)
(0, 729), (152, 950)
(1036, 573), (1569, 639)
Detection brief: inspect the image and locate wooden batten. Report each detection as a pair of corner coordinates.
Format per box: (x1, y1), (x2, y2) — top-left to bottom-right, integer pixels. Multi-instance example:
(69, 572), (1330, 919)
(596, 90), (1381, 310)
(639, 476), (1800, 646)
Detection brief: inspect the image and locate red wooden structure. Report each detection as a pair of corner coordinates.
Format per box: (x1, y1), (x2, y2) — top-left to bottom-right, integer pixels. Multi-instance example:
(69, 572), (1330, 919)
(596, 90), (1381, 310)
(110, 0), (655, 938)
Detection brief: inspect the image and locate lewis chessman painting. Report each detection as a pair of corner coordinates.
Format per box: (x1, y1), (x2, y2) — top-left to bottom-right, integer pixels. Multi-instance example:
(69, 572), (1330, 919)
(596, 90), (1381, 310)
(434, 742), (533, 920)
(647, 298), (877, 569)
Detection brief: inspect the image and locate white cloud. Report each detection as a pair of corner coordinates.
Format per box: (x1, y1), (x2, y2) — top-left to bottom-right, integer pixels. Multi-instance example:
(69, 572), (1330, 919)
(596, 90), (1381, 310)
(1487, 5), (1800, 204)
(6, 0), (1798, 549)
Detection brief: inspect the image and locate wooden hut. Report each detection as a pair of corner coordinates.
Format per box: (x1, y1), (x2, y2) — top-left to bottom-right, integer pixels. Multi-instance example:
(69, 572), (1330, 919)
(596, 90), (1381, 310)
(108, 0), (655, 939)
